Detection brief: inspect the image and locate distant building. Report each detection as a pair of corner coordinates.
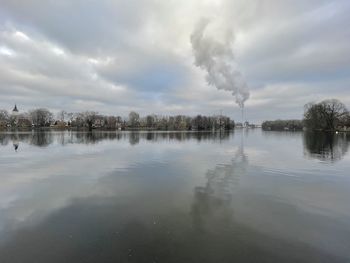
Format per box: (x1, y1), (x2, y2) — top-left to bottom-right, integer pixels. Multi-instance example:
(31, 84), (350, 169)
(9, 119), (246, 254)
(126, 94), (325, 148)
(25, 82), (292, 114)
(235, 122), (243, 128)
(11, 104), (19, 126)
(93, 116), (105, 128)
(12, 104), (19, 115)
(10, 105), (31, 129)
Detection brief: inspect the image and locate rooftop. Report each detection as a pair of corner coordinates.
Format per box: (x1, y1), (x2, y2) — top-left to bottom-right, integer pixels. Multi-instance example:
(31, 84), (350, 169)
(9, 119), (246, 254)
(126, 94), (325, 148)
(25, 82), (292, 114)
(13, 104), (18, 112)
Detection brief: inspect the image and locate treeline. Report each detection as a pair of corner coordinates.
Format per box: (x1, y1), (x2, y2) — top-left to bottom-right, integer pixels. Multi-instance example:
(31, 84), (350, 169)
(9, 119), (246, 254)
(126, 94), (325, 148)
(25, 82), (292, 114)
(262, 120), (303, 131)
(0, 108), (235, 131)
(262, 99), (350, 132)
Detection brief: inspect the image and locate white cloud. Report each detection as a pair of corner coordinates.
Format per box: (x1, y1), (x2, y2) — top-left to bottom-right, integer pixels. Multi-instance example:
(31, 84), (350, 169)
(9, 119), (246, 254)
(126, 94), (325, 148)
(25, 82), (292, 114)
(0, 45), (15, 56)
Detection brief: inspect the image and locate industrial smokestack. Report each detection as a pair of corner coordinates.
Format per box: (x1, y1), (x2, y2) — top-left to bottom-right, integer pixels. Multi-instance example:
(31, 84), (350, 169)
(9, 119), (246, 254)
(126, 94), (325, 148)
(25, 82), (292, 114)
(191, 18), (250, 110)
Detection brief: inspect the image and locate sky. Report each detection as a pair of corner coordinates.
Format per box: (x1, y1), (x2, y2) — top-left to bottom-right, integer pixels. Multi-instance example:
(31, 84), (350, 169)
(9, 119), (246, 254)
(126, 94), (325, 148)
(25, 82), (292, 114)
(0, 0), (349, 123)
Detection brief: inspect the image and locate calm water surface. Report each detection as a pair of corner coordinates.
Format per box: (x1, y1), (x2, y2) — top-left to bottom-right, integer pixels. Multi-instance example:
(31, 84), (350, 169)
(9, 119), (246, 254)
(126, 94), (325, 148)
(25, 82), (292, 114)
(0, 130), (349, 262)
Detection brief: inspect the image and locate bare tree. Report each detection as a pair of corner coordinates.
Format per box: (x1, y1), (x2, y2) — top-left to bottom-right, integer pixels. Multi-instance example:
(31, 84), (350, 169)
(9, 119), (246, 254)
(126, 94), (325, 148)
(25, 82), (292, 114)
(304, 99), (349, 131)
(56, 110), (65, 122)
(128, 111), (140, 128)
(0, 110), (9, 127)
(30, 108), (53, 127)
(82, 111), (99, 131)
(106, 116), (117, 129)
(65, 112), (74, 125)
(146, 115), (155, 129)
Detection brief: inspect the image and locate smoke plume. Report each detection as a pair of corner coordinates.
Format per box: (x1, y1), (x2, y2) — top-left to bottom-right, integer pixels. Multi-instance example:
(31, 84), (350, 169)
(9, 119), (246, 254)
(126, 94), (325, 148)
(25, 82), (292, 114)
(191, 19), (250, 108)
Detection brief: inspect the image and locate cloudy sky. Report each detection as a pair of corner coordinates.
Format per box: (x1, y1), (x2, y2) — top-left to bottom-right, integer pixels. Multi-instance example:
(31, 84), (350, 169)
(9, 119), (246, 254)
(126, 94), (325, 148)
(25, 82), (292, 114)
(0, 0), (349, 122)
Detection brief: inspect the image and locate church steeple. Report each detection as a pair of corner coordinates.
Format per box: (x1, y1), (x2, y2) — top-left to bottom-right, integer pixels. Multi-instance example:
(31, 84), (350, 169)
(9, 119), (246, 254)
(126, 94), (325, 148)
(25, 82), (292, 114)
(13, 104), (18, 112)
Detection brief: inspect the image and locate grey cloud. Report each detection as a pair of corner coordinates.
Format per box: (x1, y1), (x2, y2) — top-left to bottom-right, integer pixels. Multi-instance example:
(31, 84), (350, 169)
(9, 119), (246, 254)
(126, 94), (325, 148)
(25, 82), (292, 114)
(0, 0), (152, 55)
(0, 0), (349, 122)
(239, 1), (350, 85)
(95, 54), (189, 93)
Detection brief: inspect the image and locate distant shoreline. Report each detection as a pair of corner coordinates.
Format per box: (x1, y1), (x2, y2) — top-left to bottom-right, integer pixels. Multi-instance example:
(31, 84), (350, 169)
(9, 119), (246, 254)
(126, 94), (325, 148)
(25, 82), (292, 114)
(1, 127), (349, 133)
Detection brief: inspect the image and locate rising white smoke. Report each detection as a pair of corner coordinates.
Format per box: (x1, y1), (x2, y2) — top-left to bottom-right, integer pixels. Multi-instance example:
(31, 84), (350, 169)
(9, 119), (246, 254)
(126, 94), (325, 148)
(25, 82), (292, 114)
(190, 19), (250, 108)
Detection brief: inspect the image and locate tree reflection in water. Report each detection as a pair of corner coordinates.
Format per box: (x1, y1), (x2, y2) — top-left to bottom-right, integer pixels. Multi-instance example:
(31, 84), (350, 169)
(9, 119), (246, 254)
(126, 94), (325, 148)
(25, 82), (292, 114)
(30, 132), (54, 147)
(303, 132), (349, 162)
(0, 130), (232, 148)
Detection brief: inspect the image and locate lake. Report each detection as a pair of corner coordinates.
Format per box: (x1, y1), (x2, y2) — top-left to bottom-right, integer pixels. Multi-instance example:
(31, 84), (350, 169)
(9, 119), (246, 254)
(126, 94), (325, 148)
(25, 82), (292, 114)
(0, 129), (349, 262)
